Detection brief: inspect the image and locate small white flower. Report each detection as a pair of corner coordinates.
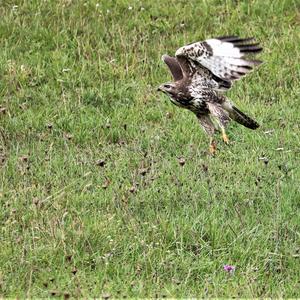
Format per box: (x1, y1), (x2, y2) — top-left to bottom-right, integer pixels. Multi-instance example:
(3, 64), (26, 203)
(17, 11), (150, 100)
(141, 7), (145, 11)
(128, 6), (133, 10)
(106, 9), (110, 13)
(96, 3), (100, 7)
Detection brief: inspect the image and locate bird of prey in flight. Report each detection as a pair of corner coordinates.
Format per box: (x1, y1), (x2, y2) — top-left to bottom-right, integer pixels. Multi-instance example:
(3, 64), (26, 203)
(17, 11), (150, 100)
(158, 36), (262, 154)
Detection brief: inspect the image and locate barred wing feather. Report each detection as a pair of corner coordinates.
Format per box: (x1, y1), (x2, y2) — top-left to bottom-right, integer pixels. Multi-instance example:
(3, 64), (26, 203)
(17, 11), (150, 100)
(175, 36), (262, 82)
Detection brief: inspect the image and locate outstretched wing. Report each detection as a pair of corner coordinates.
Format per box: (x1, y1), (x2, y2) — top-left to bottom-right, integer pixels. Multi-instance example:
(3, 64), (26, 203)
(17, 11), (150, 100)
(161, 54), (183, 81)
(162, 54), (232, 91)
(175, 36), (263, 82)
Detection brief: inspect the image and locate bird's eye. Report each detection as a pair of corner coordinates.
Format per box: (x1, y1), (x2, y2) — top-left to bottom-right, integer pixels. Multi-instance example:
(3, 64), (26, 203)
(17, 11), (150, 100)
(164, 84), (171, 89)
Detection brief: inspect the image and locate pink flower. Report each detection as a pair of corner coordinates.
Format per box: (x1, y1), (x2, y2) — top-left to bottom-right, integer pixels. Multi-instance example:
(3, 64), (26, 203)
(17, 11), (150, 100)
(224, 265), (235, 273)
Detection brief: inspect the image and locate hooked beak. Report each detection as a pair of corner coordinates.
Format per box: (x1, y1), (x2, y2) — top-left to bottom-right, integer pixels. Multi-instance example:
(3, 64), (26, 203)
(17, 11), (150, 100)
(157, 85), (163, 92)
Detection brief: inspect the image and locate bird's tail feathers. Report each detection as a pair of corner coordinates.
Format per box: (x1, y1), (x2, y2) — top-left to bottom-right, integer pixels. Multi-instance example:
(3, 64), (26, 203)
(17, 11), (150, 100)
(229, 105), (259, 130)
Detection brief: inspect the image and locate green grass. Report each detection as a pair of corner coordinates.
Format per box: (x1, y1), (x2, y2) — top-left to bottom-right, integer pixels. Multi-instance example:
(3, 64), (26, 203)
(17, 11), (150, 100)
(1, 0), (300, 297)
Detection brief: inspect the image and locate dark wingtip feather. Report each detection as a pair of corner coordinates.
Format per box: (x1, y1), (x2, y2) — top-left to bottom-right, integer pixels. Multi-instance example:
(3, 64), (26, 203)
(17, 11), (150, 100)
(217, 36), (256, 43)
(238, 42), (260, 47)
(241, 65), (253, 70)
(239, 46), (263, 53)
(231, 37), (255, 44)
(216, 35), (239, 41)
(249, 59), (263, 65)
(216, 36), (263, 55)
(235, 71), (247, 76)
(225, 73), (240, 80)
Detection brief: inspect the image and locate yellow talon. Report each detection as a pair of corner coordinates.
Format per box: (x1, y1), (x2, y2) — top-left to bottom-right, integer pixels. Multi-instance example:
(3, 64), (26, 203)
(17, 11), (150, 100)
(209, 139), (217, 155)
(222, 133), (229, 144)
(221, 128), (229, 144)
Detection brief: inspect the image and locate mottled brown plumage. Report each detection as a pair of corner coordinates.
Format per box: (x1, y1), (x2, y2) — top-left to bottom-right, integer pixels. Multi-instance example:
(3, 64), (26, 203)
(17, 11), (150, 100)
(158, 35), (263, 153)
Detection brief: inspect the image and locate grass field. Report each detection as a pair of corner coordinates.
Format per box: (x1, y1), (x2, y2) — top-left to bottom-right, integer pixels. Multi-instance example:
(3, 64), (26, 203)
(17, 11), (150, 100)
(1, 0), (300, 297)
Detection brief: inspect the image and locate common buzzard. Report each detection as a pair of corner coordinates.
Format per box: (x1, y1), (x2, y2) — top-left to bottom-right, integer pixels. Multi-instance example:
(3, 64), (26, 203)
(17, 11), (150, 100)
(158, 36), (263, 154)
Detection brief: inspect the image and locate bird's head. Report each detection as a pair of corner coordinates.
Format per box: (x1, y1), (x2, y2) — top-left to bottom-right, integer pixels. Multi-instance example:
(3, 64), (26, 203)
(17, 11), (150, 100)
(157, 82), (178, 97)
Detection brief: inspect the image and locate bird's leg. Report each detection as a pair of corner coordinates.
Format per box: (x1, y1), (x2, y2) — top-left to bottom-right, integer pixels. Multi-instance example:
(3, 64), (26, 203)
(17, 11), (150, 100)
(197, 114), (217, 154)
(221, 127), (229, 144)
(209, 137), (217, 155)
